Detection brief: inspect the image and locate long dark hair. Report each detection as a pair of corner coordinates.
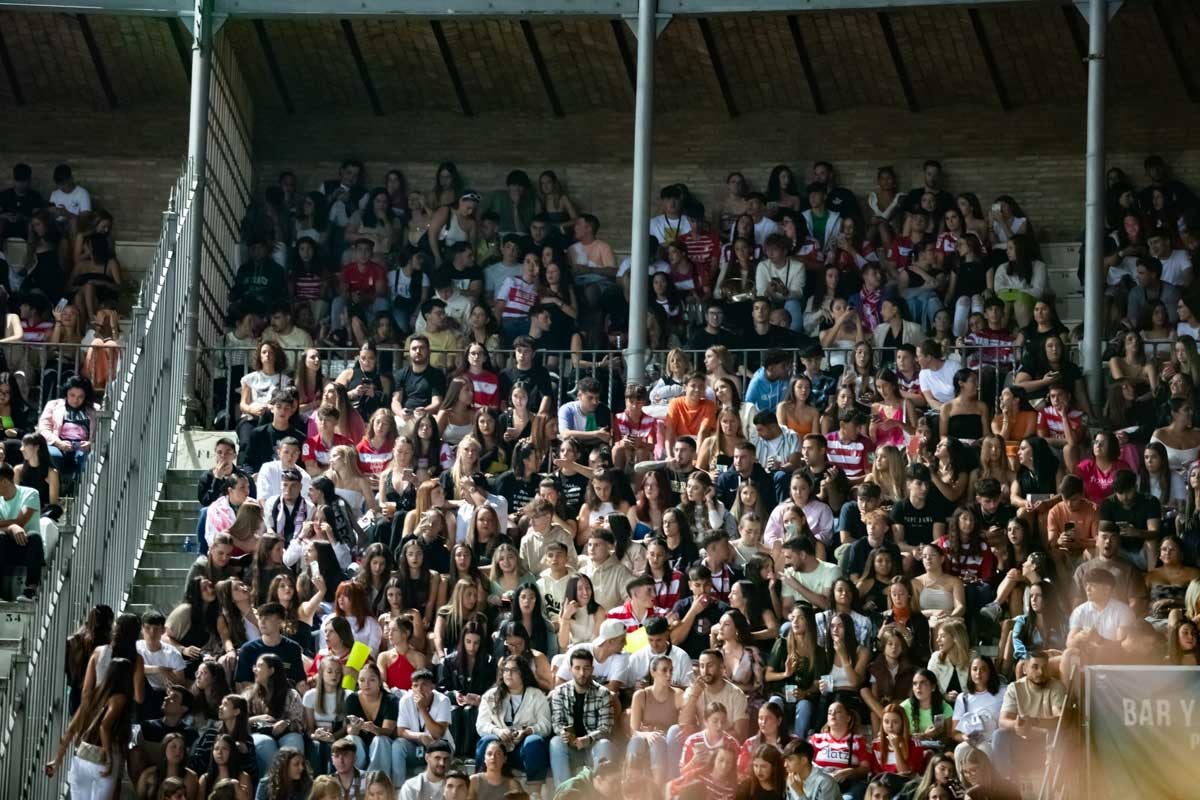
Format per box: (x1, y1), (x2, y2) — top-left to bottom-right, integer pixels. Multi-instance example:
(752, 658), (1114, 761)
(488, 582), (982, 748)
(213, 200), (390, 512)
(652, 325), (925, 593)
(361, 188), (394, 228)
(184, 576), (219, 645)
(910, 667), (947, 712)
(742, 743), (785, 795)
(1006, 234), (1038, 284)
(68, 603), (114, 680)
(823, 611), (860, 666)
(204, 732), (242, 786)
(1018, 435), (1059, 492)
(564, 574), (600, 616)
(765, 164), (796, 203)
(252, 653), (291, 720)
(65, 656), (134, 748)
(111, 612), (140, 663)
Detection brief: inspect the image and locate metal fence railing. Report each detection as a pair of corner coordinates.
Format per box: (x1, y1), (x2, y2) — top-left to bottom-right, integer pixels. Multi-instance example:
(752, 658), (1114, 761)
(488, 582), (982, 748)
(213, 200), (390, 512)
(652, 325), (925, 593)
(197, 339), (1076, 430)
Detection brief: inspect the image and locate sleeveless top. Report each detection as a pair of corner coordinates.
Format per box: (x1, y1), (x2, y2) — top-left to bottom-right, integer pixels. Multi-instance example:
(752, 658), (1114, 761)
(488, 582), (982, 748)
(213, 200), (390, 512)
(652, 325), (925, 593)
(588, 501), (616, 528)
(442, 420), (474, 447)
(919, 583), (954, 611)
(947, 414), (984, 441)
(1151, 434), (1200, 476)
(874, 403), (907, 448)
(640, 688), (678, 732)
(385, 651), (415, 691)
(441, 211), (470, 245)
(472, 777), (513, 800)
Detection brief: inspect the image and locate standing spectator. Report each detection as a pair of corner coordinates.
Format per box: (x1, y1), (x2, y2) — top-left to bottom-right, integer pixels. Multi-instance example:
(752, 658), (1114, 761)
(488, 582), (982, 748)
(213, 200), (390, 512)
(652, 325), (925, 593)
(45, 657), (134, 799)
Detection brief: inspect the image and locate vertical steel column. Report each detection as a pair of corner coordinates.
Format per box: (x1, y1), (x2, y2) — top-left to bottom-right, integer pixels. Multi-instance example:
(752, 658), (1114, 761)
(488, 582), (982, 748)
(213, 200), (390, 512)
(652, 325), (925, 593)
(1083, 0), (1107, 406)
(183, 0), (214, 409)
(625, 0), (657, 385)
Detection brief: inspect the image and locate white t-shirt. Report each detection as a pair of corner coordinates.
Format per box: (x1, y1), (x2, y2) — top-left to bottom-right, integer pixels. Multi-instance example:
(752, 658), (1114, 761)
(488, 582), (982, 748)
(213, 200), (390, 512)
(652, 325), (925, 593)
(753, 216), (782, 245)
(919, 358), (960, 404)
(625, 644), (694, 687)
(302, 686), (350, 728)
(780, 560), (842, 603)
(49, 185), (92, 217)
(1178, 321), (1200, 340)
(952, 689), (1005, 737)
(649, 214), (692, 245)
(617, 256), (669, 279)
(240, 371), (291, 407)
(1068, 599), (1136, 641)
(1160, 250), (1192, 288)
(454, 494), (510, 543)
(555, 643), (630, 685)
(135, 641), (186, 691)
(395, 690), (454, 749)
(387, 268), (430, 306)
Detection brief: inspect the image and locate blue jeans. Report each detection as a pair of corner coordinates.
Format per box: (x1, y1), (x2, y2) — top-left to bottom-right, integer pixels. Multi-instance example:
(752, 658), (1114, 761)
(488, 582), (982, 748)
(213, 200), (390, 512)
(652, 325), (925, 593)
(476, 734), (549, 782)
(350, 734), (397, 775)
(784, 297), (805, 332)
(627, 733), (668, 776)
(195, 506), (209, 555)
(549, 735), (611, 786)
(990, 727), (1047, 776)
(391, 738), (426, 787)
(665, 724), (690, 781)
(902, 287), (943, 329)
(251, 732), (306, 777)
(793, 698), (816, 738)
(48, 444), (88, 475)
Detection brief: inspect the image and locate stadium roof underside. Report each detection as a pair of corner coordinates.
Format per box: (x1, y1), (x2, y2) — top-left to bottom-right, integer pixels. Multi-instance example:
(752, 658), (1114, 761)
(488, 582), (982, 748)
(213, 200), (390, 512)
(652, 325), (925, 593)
(0, 0), (1113, 17)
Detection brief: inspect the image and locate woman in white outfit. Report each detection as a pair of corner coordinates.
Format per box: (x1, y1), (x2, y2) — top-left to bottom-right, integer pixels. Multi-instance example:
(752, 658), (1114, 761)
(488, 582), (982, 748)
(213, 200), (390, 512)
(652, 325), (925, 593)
(46, 656), (134, 800)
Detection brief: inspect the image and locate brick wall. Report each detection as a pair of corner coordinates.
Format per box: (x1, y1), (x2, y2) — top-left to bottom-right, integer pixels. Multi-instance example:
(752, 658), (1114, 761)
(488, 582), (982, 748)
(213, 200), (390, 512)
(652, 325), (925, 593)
(255, 102), (1200, 246)
(0, 109), (187, 240)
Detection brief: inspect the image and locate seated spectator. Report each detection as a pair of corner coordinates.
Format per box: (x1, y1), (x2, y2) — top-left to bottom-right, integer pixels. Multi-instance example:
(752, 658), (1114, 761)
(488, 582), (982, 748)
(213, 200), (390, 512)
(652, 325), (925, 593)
(398, 740), (452, 800)
(1071, 523), (1146, 609)
(916, 339), (959, 412)
(36, 375), (97, 477)
(1046, 475), (1099, 572)
(242, 389), (306, 474)
(232, 238), (288, 311)
(990, 651), (1065, 778)
(48, 163), (92, 227)
(0, 462), (44, 601)
(391, 336), (447, 428)
(0, 162), (44, 242)
(778, 535), (841, 613)
(475, 655), (551, 791)
(807, 701), (870, 798)
(548, 648), (614, 786)
(1065, 568), (1136, 669)
(256, 437), (311, 502)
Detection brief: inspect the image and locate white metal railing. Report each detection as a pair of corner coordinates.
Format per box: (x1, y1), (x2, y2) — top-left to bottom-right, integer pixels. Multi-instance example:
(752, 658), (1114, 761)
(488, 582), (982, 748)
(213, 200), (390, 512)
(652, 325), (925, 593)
(0, 163), (195, 798)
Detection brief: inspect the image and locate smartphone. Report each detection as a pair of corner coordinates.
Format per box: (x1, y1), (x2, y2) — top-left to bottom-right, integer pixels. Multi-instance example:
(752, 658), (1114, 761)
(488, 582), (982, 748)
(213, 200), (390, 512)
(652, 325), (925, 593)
(309, 561), (321, 579)
(991, 203), (1002, 213)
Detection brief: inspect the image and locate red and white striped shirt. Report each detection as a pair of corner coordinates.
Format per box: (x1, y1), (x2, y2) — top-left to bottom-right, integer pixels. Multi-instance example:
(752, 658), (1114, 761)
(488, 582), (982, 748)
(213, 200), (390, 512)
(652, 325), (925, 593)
(355, 439), (393, 476)
(468, 369), (501, 410)
(964, 328), (1017, 369)
(897, 369), (922, 397)
(680, 730), (739, 771)
(606, 599), (671, 632)
(1037, 405), (1085, 438)
(615, 410), (657, 445)
(651, 569), (685, 610)
(809, 731), (872, 772)
(303, 432), (354, 469)
(497, 276), (539, 318)
(681, 229), (721, 297)
(825, 432), (874, 481)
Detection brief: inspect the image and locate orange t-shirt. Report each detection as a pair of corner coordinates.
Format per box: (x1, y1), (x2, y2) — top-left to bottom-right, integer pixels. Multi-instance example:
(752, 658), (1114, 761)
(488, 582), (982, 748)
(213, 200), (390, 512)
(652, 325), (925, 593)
(1046, 498), (1099, 554)
(666, 397), (716, 438)
(1002, 410), (1039, 461)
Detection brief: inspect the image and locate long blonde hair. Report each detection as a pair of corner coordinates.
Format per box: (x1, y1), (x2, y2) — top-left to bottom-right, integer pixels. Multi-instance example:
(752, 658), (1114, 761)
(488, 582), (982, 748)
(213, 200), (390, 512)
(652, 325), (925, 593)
(977, 435), (1013, 484)
(328, 444), (368, 484)
(227, 502), (264, 542)
(870, 446), (906, 501)
(449, 435), (483, 489)
(935, 618), (971, 670)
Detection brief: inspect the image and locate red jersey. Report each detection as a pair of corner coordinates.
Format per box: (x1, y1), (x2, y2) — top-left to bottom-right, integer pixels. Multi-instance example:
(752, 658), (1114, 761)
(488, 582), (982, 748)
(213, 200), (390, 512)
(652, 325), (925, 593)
(355, 438), (393, 476)
(303, 432), (355, 468)
(964, 328), (1017, 369)
(468, 369), (501, 410)
(870, 738), (927, 775)
(341, 260), (386, 295)
(606, 599), (671, 632)
(650, 569), (685, 610)
(615, 410), (658, 445)
(934, 535), (997, 584)
(809, 731), (872, 772)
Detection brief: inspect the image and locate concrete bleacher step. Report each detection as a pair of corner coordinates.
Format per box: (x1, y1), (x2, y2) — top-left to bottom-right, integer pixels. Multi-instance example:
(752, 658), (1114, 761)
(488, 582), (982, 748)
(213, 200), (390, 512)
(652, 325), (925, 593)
(128, 469), (204, 618)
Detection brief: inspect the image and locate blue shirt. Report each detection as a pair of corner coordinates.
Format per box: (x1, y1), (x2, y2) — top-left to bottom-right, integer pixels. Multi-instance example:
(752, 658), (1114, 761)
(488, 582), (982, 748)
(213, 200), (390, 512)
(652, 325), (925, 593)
(745, 368), (788, 412)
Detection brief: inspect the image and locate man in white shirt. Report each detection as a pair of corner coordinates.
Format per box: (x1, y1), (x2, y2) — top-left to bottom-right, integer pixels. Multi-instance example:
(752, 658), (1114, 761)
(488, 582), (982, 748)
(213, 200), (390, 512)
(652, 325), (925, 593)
(555, 618), (629, 690)
(256, 439), (311, 500)
(917, 338), (960, 411)
(756, 233), (807, 333)
(398, 739), (451, 800)
(136, 610), (186, 713)
(48, 163), (91, 224)
(1147, 225), (1192, 289)
(648, 185), (692, 245)
(394, 670), (454, 786)
(624, 614), (694, 688)
(259, 302), (314, 353)
(1067, 568), (1135, 661)
(483, 234), (523, 299)
(779, 535), (841, 613)
(745, 192), (782, 244)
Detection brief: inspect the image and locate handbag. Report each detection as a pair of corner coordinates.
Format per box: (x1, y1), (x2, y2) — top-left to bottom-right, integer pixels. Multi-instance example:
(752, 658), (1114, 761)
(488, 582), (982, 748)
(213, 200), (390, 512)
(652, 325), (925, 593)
(75, 741), (106, 765)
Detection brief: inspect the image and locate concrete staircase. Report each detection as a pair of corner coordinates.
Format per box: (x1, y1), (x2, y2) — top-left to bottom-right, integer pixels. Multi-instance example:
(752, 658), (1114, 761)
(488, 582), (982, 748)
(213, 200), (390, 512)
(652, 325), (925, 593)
(126, 470), (203, 618)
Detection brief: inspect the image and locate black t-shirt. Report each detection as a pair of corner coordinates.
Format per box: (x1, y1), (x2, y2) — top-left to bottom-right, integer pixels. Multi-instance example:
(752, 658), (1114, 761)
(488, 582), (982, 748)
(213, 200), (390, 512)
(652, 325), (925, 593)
(421, 538), (451, 574)
(685, 328), (725, 350)
(0, 188), (45, 220)
(572, 690), (588, 736)
(140, 717), (199, 749)
(670, 596), (729, 658)
(844, 538), (901, 580)
(1100, 494), (1162, 553)
(241, 419), (306, 471)
(890, 498), (939, 548)
(976, 502), (1017, 534)
(393, 364), (447, 410)
(448, 264), (485, 294)
(500, 365), (556, 412)
(234, 636), (306, 684)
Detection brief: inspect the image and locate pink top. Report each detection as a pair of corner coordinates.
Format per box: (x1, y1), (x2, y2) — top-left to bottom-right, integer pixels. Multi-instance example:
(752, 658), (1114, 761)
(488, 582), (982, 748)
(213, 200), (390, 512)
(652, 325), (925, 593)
(1076, 458), (1120, 505)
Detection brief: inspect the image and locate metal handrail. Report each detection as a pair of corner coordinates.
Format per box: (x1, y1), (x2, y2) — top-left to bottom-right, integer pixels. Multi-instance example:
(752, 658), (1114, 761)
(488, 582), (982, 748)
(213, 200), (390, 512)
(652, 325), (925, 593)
(1037, 662), (1085, 800)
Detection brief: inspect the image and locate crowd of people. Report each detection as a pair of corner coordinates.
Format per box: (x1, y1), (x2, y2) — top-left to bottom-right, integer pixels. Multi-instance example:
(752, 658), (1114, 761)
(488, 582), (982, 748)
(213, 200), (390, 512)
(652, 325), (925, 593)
(31, 153), (1200, 800)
